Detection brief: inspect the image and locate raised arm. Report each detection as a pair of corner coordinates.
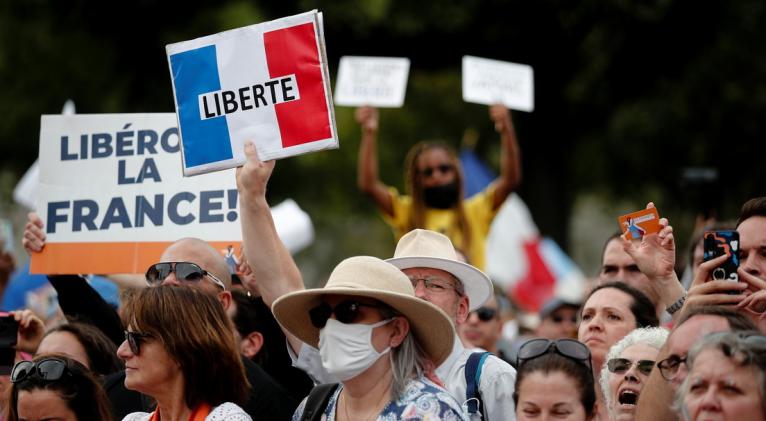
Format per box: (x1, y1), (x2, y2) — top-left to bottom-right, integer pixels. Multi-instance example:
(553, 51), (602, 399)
(356, 106), (394, 216)
(488, 104), (522, 209)
(236, 142), (305, 354)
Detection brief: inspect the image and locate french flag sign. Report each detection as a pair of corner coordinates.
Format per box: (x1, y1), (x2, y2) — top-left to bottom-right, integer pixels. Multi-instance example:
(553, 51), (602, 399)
(166, 10), (338, 176)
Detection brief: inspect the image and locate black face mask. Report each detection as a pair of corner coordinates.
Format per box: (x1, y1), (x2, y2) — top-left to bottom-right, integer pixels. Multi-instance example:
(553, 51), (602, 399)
(423, 181), (459, 209)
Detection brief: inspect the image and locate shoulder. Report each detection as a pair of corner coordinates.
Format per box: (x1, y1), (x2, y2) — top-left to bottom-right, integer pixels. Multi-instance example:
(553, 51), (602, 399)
(121, 412), (151, 421)
(480, 353), (517, 381)
(208, 402), (252, 420)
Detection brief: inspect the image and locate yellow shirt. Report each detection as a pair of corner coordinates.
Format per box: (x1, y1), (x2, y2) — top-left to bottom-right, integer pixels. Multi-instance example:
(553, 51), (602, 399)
(383, 184), (498, 270)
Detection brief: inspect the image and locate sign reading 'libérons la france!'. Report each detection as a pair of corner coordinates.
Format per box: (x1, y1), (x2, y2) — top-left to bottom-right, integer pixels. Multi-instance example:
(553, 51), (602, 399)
(166, 10), (338, 176)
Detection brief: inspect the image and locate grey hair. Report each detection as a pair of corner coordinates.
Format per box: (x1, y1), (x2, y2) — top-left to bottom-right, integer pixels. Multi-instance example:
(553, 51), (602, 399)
(673, 331), (766, 418)
(599, 327), (669, 414)
(379, 307), (432, 400)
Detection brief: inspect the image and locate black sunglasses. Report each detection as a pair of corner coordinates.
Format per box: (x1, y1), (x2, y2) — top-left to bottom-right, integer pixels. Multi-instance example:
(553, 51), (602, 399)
(607, 358), (655, 376)
(472, 307), (498, 322)
(309, 300), (381, 328)
(145, 262), (226, 290)
(11, 358), (70, 384)
(517, 338), (592, 370)
(125, 330), (152, 355)
(420, 164), (453, 177)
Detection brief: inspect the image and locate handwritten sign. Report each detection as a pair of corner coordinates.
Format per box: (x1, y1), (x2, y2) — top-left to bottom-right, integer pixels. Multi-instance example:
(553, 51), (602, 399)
(462, 55), (534, 112)
(334, 56), (410, 107)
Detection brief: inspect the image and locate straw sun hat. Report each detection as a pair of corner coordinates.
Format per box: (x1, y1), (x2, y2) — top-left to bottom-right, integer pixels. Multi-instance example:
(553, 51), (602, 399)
(272, 256), (455, 367)
(386, 229), (493, 311)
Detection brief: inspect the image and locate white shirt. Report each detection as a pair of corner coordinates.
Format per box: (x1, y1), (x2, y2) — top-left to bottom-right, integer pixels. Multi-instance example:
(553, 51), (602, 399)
(290, 335), (517, 420)
(121, 402), (252, 421)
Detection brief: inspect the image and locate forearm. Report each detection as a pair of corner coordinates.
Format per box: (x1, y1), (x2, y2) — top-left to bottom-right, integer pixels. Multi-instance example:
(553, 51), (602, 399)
(357, 128), (380, 193)
(240, 193), (305, 308)
(499, 116), (521, 190)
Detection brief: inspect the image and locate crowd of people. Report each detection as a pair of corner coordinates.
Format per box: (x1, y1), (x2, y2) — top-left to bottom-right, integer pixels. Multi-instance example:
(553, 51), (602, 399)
(0, 103), (762, 421)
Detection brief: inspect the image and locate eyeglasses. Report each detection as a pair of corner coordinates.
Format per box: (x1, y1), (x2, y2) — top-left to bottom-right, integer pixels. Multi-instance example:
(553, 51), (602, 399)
(656, 355), (687, 381)
(11, 358), (70, 384)
(145, 262), (226, 290)
(419, 164), (453, 178)
(517, 338), (592, 370)
(309, 300), (383, 328)
(408, 275), (464, 295)
(471, 307), (498, 322)
(124, 330), (152, 355)
(607, 358), (655, 376)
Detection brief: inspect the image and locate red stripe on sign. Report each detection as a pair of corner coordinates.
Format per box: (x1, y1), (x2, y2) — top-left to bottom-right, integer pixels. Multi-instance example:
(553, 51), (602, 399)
(264, 22), (331, 148)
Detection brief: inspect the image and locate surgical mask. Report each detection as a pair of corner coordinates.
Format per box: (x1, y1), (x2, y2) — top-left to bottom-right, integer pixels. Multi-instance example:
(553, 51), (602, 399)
(423, 181), (459, 209)
(319, 318), (393, 381)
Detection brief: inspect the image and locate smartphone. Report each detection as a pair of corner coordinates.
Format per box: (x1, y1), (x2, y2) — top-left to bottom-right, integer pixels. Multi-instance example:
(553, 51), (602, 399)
(703, 230), (740, 282)
(0, 314), (17, 375)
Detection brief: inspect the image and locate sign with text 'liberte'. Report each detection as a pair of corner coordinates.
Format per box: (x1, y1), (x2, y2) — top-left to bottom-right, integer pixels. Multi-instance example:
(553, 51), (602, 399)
(334, 56), (410, 107)
(462, 56), (535, 112)
(166, 10), (338, 176)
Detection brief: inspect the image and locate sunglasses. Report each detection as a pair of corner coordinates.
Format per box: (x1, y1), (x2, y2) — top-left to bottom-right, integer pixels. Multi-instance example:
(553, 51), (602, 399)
(145, 262), (226, 290)
(125, 330), (152, 355)
(419, 164), (453, 178)
(472, 307), (498, 322)
(517, 338), (592, 370)
(607, 358), (655, 376)
(309, 300), (382, 328)
(11, 358), (70, 384)
(656, 355), (687, 381)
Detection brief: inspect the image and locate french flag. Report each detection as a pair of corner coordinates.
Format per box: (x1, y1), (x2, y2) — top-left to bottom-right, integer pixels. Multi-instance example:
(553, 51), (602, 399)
(167, 11), (338, 176)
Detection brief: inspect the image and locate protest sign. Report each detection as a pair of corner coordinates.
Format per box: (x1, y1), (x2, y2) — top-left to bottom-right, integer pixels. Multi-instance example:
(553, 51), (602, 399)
(166, 10), (338, 176)
(32, 113), (314, 274)
(462, 55), (535, 112)
(334, 56), (410, 107)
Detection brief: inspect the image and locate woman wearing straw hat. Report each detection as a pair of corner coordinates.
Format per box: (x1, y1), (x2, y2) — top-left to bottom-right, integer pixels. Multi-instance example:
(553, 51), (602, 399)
(273, 255), (467, 421)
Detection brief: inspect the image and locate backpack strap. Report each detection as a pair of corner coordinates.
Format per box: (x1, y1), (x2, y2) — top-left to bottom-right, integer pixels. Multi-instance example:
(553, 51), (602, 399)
(302, 383), (339, 421)
(464, 352), (491, 416)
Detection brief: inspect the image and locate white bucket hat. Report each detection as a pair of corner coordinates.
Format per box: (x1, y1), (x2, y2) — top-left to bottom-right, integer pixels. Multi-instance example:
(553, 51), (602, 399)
(386, 229), (493, 311)
(272, 256), (456, 367)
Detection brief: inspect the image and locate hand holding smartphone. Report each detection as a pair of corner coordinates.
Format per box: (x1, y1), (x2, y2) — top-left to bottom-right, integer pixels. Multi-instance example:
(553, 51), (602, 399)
(703, 230), (740, 282)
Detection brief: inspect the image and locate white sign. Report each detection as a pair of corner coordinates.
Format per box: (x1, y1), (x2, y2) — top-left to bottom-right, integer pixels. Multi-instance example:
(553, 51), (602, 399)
(33, 113), (313, 274)
(166, 10), (338, 176)
(334, 56), (410, 107)
(462, 55), (534, 112)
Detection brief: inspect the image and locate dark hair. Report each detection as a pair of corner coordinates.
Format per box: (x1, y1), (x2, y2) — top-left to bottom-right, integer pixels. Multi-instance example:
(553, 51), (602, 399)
(599, 232), (624, 267)
(677, 305), (757, 332)
(512, 353), (596, 418)
(6, 354), (113, 421)
(404, 141), (471, 253)
(231, 289), (270, 365)
(737, 197), (766, 227)
(583, 282), (659, 328)
(121, 286), (249, 409)
(43, 322), (123, 377)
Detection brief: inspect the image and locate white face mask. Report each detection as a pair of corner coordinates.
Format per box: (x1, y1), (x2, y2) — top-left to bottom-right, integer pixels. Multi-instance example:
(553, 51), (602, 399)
(319, 318), (393, 381)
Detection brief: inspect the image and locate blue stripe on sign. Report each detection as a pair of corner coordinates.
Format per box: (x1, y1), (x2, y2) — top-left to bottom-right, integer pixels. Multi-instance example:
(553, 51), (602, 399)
(169, 45), (233, 168)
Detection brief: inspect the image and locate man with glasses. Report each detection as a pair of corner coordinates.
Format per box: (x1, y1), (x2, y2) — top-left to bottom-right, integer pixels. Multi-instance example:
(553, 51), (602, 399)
(635, 306), (756, 421)
(236, 143), (517, 420)
(459, 294), (507, 362)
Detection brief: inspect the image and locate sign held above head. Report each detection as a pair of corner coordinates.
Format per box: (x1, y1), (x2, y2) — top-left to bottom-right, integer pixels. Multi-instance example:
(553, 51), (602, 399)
(166, 10), (338, 176)
(462, 55), (535, 112)
(334, 56), (411, 108)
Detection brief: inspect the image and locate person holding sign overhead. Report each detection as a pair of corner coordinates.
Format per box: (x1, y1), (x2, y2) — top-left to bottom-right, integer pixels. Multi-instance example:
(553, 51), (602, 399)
(355, 104), (521, 270)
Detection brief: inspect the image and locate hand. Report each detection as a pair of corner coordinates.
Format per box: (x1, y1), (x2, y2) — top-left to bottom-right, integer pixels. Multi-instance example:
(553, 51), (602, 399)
(678, 254), (748, 319)
(236, 142), (276, 200)
(622, 204), (676, 280)
(489, 104), (512, 133)
(22, 212), (46, 254)
(737, 269), (766, 314)
(355, 106), (379, 133)
(13, 309), (45, 354)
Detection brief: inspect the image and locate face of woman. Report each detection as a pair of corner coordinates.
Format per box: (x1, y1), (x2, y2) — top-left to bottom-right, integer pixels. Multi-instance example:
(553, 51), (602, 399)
(683, 348), (766, 421)
(416, 148), (457, 188)
(116, 329), (182, 397)
(607, 343), (659, 421)
(17, 389), (77, 421)
(578, 288), (637, 366)
(36, 331), (90, 370)
(516, 370), (590, 421)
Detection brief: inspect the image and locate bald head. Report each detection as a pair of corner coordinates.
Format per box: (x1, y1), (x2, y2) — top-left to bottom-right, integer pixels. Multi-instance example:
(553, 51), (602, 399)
(160, 238), (232, 290)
